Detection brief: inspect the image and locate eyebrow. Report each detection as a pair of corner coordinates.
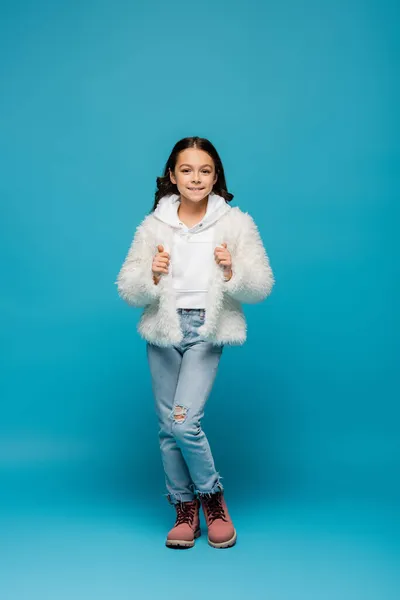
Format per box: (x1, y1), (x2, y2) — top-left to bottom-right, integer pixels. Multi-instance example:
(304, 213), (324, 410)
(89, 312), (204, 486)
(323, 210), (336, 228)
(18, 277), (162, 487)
(179, 163), (213, 168)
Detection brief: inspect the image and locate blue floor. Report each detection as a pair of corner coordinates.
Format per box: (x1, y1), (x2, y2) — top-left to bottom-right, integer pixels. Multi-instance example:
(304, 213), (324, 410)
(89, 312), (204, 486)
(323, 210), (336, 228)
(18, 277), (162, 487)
(1, 492), (398, 600)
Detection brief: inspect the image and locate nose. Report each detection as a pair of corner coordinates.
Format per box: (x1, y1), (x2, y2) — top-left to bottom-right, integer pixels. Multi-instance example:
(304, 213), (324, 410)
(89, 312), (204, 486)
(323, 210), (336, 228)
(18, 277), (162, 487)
(191, 173), (201, 183)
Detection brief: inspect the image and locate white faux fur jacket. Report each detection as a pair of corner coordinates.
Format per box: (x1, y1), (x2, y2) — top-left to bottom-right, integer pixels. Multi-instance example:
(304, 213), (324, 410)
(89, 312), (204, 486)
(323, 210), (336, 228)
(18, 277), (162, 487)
(115, 202), (275, 347)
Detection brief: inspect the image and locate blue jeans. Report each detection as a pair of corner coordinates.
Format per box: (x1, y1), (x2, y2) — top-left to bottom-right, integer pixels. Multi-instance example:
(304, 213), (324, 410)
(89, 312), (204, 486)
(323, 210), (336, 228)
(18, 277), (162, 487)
(146, 308), (224, 505)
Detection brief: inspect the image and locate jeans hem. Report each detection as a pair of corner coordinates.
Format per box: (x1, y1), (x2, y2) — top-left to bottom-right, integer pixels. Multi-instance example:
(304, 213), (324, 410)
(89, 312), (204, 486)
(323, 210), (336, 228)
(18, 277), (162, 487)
(164, 492), (196, 505)
(194, 475), (224, 498)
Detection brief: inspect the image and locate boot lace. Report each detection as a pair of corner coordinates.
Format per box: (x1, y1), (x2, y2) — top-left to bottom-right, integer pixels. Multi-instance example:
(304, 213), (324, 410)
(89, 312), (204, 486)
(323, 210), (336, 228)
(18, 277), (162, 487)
(202, 492), (227, 523)
(175, 500), (197, 526)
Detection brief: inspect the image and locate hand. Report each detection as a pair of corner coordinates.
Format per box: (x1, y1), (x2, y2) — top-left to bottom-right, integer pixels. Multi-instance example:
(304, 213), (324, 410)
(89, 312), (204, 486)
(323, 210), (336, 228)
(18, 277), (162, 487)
(152, 244), (170, 282)
(214, 242), (232, 280)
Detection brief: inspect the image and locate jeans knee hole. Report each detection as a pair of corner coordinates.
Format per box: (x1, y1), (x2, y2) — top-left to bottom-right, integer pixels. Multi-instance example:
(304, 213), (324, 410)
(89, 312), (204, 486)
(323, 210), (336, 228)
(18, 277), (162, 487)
(173, 405), (188, 424)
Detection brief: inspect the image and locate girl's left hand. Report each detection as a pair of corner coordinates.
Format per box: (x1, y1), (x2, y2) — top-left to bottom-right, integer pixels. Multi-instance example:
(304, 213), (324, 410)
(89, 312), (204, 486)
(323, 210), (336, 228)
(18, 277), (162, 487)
(214, 242), (232, 278)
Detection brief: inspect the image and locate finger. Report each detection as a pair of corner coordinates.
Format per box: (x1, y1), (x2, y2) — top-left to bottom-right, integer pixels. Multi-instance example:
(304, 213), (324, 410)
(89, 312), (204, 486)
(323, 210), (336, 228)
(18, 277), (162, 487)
(159, 251), (170, 258)
(157, 262), (169, 269)
(157, 244), (164, 253)
(221, 242), (227, 248)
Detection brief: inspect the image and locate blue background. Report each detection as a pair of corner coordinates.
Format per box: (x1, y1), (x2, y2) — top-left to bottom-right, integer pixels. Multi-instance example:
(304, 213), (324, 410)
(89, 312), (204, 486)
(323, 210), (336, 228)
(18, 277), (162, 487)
(1, 0), (398, 598)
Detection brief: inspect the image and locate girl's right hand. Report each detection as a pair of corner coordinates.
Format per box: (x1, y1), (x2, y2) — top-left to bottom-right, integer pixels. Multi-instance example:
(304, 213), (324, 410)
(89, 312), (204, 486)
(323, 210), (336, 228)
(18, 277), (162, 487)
(152, 245), (170, 279)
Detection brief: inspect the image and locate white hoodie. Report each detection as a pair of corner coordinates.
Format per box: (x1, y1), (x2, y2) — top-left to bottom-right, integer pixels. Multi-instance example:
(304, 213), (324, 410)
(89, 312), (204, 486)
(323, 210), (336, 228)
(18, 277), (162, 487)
(153, 192), (231, 308)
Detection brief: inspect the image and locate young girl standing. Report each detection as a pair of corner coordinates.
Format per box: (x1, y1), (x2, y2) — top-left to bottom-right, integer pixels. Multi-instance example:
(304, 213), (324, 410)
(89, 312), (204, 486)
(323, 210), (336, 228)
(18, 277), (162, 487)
(116, 136), (274, 549)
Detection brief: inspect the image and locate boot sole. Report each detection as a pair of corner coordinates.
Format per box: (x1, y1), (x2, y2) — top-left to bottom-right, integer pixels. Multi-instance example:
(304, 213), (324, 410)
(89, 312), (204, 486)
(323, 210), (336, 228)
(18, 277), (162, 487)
(165, 528), (201, 549)
(208, 528), (237, 549)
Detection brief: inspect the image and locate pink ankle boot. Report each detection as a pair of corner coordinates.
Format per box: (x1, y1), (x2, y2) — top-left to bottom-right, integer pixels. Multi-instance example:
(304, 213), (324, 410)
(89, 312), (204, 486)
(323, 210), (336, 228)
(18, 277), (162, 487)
(166, 498), (201, 549)
(200, 491), (237, 548)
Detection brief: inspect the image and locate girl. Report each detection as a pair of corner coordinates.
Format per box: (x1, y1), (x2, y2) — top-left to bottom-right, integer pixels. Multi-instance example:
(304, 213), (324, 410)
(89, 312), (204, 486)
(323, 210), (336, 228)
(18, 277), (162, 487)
(115, 136), (275, 549)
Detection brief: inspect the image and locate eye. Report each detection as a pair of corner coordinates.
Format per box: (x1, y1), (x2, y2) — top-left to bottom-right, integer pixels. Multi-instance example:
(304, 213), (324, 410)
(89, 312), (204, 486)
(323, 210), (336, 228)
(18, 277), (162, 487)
(181, 168), (211, 173)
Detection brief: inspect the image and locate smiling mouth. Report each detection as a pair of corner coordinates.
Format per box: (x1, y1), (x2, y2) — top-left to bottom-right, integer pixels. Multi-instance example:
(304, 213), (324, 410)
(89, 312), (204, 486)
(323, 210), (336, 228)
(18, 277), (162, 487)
(188, 187), (205, 191)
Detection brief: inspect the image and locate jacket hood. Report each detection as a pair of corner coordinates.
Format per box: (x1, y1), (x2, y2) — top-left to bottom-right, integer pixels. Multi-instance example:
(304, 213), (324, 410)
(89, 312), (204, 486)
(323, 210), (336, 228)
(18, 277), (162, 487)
(153, 192), (231, 232)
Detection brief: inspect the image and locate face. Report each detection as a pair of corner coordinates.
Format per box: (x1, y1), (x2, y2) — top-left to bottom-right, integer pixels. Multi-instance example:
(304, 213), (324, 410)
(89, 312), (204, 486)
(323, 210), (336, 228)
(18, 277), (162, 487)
(169, 148), (218, 203)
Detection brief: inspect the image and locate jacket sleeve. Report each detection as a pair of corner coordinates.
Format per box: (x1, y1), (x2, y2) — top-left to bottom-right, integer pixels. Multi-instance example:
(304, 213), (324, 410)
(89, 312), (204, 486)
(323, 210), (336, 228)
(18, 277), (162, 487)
(222, 212), (275, 304)
(114, 217), (161, 308)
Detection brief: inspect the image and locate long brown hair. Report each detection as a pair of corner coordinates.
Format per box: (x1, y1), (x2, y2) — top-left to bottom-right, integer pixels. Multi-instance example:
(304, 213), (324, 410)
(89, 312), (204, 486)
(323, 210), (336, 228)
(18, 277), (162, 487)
(150, 136), (234, 212)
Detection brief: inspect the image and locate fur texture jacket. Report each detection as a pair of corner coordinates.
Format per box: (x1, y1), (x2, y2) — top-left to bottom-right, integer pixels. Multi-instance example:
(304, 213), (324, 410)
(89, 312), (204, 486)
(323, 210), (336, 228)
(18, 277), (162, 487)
(115, 203), (275, 347)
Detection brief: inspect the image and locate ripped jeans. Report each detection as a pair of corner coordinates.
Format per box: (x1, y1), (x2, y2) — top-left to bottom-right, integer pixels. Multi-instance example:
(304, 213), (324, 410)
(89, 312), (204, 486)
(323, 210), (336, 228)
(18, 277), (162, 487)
(146, 308), (224, 505)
